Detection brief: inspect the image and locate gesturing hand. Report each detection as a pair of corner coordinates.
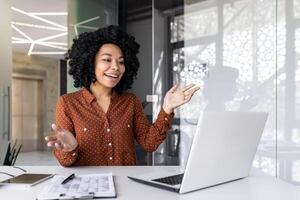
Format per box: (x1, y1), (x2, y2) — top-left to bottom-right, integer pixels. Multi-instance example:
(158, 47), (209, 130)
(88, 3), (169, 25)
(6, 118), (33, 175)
(45, 124), (78, 152)
(163, 84), (200, 114)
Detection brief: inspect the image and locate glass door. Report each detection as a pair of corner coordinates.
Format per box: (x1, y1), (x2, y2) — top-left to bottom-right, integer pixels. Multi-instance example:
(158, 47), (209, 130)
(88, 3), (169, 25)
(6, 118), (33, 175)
(180, 0), (278, 175)
(152, 0), (300, 185)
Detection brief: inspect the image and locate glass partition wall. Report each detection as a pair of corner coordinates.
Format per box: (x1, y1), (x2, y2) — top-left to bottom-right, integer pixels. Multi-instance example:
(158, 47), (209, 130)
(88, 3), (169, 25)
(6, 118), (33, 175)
(67, 0), (118, 93)
(153, 0), (300, 185)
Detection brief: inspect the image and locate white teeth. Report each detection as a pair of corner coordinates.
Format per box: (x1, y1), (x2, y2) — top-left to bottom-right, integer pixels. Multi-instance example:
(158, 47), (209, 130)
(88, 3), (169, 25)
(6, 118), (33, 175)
(105, 74), (119, 78)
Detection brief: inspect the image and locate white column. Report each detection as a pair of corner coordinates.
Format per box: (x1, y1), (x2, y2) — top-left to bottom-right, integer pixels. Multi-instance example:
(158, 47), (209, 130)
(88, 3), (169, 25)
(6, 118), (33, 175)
(0, 0), (12, 165)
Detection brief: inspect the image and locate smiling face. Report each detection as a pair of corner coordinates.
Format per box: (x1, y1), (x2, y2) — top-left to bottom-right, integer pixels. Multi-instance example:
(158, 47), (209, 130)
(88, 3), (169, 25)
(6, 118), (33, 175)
(93, 43), (125, 90)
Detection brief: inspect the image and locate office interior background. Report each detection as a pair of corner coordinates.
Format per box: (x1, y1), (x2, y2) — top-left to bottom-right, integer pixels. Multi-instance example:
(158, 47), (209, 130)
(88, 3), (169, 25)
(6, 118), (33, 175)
(0, 0), (299, 187)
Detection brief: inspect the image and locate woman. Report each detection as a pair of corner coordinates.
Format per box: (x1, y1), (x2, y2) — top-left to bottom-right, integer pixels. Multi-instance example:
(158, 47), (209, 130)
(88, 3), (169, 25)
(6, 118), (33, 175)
(45, 25), (199, 166)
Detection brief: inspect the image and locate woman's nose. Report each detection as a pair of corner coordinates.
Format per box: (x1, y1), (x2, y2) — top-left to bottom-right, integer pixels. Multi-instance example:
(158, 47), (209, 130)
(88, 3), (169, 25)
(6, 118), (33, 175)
(111, 60), (119, 70)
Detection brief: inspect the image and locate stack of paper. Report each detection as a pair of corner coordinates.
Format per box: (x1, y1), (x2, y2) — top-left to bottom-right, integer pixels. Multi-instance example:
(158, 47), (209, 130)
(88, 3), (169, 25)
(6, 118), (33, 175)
(37, 173), (116, 199)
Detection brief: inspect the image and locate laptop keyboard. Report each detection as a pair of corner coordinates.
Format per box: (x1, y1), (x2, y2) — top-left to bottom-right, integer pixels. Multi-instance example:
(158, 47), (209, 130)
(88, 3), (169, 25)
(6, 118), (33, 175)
(152, 173), (184, 185)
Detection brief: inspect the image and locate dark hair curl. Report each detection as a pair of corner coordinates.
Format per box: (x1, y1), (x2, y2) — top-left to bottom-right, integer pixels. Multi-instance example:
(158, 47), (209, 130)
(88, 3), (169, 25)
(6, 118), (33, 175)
(65, 25), (140, 93)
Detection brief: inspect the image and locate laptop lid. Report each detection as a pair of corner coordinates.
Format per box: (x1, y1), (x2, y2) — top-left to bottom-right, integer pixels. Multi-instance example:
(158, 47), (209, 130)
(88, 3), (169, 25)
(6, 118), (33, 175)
(179, 111), (268, 193)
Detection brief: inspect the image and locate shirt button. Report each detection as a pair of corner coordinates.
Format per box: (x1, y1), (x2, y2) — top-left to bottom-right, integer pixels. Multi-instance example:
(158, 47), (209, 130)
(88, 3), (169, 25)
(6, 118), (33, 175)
(107, 128), (111, 132)
(127, 124), (130, 128)
(164, 117), (168, 121)
(83, 128), (87, 132)
(109, 157), (113, 160)
(72, 152), (76, 156)
(108, 143), (112, 146)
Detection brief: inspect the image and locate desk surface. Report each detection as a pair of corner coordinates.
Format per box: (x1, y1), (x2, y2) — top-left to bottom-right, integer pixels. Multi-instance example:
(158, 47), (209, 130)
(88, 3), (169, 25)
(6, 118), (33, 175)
(0, 166), (298, 200)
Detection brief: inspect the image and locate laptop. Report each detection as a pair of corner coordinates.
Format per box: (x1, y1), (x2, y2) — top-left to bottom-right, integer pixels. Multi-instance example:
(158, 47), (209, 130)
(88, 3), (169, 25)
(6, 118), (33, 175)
(128, 111), (268, 194)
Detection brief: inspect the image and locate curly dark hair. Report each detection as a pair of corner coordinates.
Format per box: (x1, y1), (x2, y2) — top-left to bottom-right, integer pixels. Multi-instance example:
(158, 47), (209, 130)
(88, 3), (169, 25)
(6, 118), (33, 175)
(65, 25), (140, 93)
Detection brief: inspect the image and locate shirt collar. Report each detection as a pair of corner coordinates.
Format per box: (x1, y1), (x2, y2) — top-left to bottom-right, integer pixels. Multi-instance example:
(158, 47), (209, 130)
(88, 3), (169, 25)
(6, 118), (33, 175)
(82, 88), (95, 104)
(82, 88), (120, 104)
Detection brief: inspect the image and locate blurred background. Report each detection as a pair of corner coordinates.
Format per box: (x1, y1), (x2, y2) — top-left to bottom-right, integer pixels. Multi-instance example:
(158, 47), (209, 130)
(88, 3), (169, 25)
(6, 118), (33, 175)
(0, 0), (299, 186)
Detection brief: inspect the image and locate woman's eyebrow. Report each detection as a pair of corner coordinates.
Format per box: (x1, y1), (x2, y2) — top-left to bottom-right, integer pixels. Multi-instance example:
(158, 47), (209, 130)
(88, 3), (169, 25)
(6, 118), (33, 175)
(100, 53), (123, 59)
(100, 53), (112, 56)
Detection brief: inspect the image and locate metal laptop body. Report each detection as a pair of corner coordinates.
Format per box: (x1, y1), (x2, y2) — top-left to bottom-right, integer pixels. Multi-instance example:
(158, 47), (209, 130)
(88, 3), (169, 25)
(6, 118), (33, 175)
(128, 111), (268, 194)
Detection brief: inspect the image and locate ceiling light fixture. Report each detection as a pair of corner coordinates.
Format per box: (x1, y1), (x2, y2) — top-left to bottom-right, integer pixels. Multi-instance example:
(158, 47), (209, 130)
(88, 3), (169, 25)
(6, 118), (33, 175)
(11, 7), (67, 30)
(11, 7), (68, 56)
(28, 43), (35, 55)
(12, 22), (65, 31)
(35, 43), (67, 51)
(74, 25), (98, 30)
(12, 36), (28, 41)
(36, 32), (67, 42)
(12, 40), (67, 51)
(12, 38), (67, 46)
(11, 24), (33, 42)
(28, 12), (68, 16)
(31, 51), (66, 55)
(70, 16), (100, 37)
(12, 40), (31, 44)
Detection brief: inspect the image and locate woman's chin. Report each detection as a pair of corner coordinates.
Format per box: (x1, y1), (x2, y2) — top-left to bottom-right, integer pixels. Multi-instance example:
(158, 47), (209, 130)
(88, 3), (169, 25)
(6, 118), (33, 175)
(104, 82), (119, 89)
(93, 81), (119, 89)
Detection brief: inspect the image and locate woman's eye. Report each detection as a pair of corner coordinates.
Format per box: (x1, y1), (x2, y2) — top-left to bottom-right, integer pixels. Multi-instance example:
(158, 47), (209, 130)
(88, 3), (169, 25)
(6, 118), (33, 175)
(103, 59), (111, 62)
(119, 61), (124, 64)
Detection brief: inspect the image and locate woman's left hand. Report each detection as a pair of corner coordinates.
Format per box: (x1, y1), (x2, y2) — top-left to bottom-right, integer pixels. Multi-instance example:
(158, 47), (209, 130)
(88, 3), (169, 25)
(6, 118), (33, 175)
(163, 84), (200, 114)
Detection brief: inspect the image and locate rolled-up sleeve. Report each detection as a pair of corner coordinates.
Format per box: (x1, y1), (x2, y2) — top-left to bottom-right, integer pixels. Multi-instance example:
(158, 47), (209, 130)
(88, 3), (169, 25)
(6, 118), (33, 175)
(133, 96), (174, 152)
(53, 96), (78, 167)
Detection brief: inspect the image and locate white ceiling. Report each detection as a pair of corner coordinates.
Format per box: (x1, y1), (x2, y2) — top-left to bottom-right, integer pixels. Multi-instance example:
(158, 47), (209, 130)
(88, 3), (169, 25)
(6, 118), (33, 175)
(11, 0), (68, 60)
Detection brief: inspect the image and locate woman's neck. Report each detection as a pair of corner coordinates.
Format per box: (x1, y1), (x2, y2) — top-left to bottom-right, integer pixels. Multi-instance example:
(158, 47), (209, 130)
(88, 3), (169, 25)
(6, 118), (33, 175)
(90, 83), (112, 100)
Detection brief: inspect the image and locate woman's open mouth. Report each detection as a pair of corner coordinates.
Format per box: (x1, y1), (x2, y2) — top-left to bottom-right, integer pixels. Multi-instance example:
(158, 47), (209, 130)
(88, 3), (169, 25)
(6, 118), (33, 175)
(104, 73), (120, 79)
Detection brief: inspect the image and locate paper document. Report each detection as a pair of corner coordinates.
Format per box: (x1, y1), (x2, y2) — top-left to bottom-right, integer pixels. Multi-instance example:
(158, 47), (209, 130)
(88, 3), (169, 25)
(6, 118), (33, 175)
(37, 173), (116, 199)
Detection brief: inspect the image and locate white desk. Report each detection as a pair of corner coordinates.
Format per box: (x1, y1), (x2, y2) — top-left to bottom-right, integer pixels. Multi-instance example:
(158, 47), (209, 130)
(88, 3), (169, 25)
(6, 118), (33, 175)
(0, 166), (298, 200)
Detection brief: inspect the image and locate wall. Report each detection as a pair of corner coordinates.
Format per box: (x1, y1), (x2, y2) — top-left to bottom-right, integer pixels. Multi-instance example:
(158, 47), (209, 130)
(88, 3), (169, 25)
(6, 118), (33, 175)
(12, 52), (59, 146)
(0, 0), (12, 164)
(0, 0), (12, 88)
(127, 18), (153, 115)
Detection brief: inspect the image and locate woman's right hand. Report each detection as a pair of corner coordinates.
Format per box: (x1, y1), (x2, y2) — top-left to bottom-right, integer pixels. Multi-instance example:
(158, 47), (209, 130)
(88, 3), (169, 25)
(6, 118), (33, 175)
(45, 124), (78, 152)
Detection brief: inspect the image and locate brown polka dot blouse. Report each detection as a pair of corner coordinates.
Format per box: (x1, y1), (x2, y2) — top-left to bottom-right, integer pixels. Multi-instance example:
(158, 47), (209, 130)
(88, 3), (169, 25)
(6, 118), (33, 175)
(54, 88), (174, 166)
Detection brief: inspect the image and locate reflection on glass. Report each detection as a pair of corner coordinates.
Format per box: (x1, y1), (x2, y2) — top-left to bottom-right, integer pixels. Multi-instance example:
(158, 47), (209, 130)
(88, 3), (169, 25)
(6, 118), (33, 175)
(153, 0), (300, 185)
(261, 157), (277, 176)
(292, 129), (300, 143)
(296, 29), (300, 120)
(173, 0), (300, 185)
(184, 3), (217, 40)
(292, 160), (300, 183)
(170, 15), (184, 43)
(294, 0), (300, 19)
(180, 0), (276, 171)
(203, 66), (238, 111)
